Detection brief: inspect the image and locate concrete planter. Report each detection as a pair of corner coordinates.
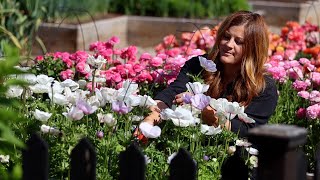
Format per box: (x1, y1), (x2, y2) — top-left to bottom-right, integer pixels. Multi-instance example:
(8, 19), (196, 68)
(32, 0), (320, 55)
(249, 0), (320, 28)
(32, 15), (219, 55)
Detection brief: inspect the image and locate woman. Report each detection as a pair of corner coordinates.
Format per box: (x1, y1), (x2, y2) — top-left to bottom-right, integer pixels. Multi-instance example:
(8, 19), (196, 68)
(141, 11), (278, 137)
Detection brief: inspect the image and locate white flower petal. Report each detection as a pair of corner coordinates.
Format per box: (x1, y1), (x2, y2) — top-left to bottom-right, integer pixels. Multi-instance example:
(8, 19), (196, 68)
(139, 122), (161, 138)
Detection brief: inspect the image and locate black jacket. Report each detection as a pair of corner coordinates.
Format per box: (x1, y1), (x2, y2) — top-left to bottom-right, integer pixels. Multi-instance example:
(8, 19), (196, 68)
(154, 55), (278, 137)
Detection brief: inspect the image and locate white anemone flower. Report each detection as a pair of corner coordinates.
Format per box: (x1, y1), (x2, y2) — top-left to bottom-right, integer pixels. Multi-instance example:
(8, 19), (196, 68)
(200, 124), (222, 135)
(249, 156), (258, 168)
(186, 82), (209, 94)
(119, 94), (141, 108)
(65, 89), (90, 105)
(87, 55), (106, 69)
(144, 155), (151, 164)
(0, 155), (10, 163)
(94, 89), (107, 107)
(246, 147), (259, 156)
(180, 104), (201, 116)
(139, 122), (161, 138)
(117, 80), (138, 97)
(49, 93), (69, 106)
(36, 74), (54, 85)
(139, 95), (157, 107)
(33, 109), (52, 122)
(14, 66), (30, 72)
(40, 125), (60, 135)
(198, 56), (217, 72)
(160, 106), (200, 127)
(97, 113), (117, 126)
(210, 98), (245, 124)
(60, 79), (79, 91)
(235, 139), (252, 147)
(63, 106), (84, 120)
(129, 115), (144, 122)
(78, 80), (87, 89)
(238, 113), (255, 123)
(100, 87), (118, 103)
(6, 85), (23, 98)
(29, 83), (49, 93)
(50, 81), (64, 94)
(17, 73), (37, 84)
(88, 95), (101, 108)
(228, 146), (236, 155)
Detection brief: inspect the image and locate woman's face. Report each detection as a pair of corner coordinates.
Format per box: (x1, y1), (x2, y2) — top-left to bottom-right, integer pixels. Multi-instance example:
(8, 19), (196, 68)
(219, 25), (245, 67)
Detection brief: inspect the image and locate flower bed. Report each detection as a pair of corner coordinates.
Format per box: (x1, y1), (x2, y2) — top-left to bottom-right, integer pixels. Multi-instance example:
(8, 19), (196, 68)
(1, 20), (319, 178)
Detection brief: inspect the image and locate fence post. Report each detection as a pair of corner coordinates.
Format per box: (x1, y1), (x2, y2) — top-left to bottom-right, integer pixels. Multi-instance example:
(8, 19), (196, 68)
(315, 143), (320, 180)
(70, 137), (96, 180)
(248, 124), (307, 180)
(22, 133), (48, 180)
(169, 148), (197, 180)
(119, 142), (146, 180)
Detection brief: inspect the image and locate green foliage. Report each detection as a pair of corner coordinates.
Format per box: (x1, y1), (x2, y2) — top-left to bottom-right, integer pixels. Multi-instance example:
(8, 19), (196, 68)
(0, 0), (44, 55)
(269, 81), (320, 171)
(0, 44), (26, 179)
(109, 0), (251, 18)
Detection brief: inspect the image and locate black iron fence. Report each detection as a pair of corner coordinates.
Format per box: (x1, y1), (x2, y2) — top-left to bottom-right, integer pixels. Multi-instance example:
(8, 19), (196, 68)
(22, 124), (318, 180)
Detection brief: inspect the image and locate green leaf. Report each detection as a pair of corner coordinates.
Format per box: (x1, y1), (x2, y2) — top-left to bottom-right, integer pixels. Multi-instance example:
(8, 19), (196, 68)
(0, 26), (21, 49)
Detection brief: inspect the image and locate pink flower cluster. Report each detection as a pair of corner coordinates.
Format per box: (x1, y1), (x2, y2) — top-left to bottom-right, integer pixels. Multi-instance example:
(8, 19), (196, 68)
(34, 35), (205, 91)
(266, 21), (320, 120)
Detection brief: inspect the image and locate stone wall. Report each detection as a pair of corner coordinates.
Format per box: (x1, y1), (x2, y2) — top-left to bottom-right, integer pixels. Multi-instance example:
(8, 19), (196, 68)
(249, 0), (320, 33)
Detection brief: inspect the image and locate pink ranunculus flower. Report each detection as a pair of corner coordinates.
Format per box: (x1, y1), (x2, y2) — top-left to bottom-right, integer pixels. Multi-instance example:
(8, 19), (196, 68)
(111, 73), (122, 83)
(99, 48), (113, 58)
(306, 104), (320, 119)
(270, 54), (284, 62)
(156, 53), (168, 60)
(288, 67), (303, 80)
(35, 55), (44, 62)
(60, 69), (74, 80)
(70, 51), (89, 64)
(267, 66), (287, 83)
(108, 36), (120, 45)
(296, 108), (306, 119)
(140, 53), (152, 61)
(292, 79), (311, 91)
(135, 71), (153, 83)
(311, 72), (320, 85)
(89, 41), (105, 51)
(166, 47), (181, 57)
(133, 64), (145, 73)
(299, 58), (311, 65)
(284, 49), (297, 60)
(309, 91), (320, 103)
(297, 91), (310, 100)
(76, 62), (90, 75)
(149, 57), (163, 67)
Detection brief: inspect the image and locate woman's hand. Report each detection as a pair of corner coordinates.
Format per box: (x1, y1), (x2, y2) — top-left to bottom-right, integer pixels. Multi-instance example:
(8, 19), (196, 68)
(173, 92), (192, 105)
(133, 100), (167, 138)
(201, 105), (219, 126)
(202, 106), (231, 130)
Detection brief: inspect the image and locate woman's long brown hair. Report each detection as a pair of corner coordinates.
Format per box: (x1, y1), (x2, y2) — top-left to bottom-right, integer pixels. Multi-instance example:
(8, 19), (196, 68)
(204, 11), (269, 106)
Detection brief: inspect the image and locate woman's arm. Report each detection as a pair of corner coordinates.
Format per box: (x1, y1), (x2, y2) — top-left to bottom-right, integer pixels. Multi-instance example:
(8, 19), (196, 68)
(154, 55), (203, 108)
